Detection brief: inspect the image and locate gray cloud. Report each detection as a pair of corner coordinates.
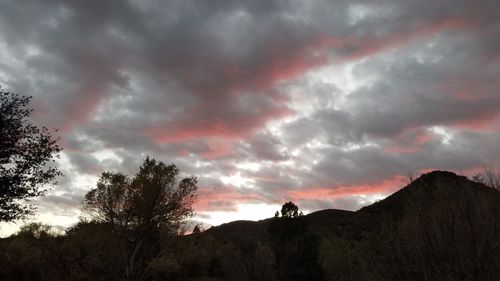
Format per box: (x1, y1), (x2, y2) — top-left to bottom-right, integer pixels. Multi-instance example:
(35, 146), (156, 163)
(0, 0), (498, 234)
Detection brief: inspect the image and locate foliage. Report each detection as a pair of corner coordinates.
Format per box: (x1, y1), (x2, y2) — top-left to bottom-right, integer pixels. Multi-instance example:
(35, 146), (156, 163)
(16, 222), (58, 239)
(268, 215), (310, 241)
(472, 168), (499, 190)
(280, 201), (299, 218)
(83, 157), (198, 281)
(0, 223), (65, 281)
(0, 90), (62, 221)
(319, 238), (357, 280)
(149, 234), (277, 281)
(193, 224), (202, 234)
(83, 157), (198, 230)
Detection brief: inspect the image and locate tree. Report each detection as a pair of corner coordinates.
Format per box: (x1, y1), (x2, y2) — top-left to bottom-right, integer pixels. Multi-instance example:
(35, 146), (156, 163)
(83, 157), (198, 281)
(192, 224), (201, 234)
(281, 201), (299, 218)
(0, 90), (61, 221)
(472, 167), (499, 190)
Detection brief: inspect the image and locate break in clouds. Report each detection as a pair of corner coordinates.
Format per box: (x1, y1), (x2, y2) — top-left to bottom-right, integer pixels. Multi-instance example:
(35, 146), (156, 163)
(0, 0), (499, 231)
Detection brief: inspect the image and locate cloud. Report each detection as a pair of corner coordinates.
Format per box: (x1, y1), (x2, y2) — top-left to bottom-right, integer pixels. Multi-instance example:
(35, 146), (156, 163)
(0, 0), (498, 234)
(195, 185), (264, 212)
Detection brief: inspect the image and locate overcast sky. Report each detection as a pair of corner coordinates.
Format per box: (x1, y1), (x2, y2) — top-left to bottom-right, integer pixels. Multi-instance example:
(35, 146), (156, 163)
(1, 0), (499, 236)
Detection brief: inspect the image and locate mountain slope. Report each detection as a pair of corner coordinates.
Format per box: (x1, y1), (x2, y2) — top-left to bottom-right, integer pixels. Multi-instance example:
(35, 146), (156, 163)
(172, 170), (500, 281)
(202, 170), (500, 241)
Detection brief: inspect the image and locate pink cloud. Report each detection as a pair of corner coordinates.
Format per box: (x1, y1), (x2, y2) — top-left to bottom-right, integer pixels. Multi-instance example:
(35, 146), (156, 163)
(145, 106), (293, 144)
(287, 176), (405, 202)
(384, 130), (436, 154)
(195, 185), (263, 212)
(200, 138), (236, 160)
(142, 17), (469, 152)
(318, 18), (468, 63)
(452, 114), (500, 131)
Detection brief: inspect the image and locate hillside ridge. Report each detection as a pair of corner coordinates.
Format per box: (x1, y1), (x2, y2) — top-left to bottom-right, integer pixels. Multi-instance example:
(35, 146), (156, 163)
(202, 170), (499, 236)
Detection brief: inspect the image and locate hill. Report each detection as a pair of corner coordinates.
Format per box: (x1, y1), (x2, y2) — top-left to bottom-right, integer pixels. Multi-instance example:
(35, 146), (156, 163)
(1, 170), (499, 281)
(359, 170), (498, 215)
(203, 171), (500, 241)
(178, 170), (500, 281)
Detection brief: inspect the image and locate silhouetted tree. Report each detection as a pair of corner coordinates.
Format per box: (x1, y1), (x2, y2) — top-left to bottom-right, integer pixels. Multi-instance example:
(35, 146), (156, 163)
(0, 222), (66, 280)
(0, 90), (62, 221)
(64, 220), (125, 280)
(83, 157), (198, 281)
(472, 168), (499, 190)
(281, 201), (299, 218)
(192, 224), (201, 234)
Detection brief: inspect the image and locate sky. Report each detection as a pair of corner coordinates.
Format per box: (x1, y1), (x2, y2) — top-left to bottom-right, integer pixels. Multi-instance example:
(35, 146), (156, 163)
(0, 0), (499, 236)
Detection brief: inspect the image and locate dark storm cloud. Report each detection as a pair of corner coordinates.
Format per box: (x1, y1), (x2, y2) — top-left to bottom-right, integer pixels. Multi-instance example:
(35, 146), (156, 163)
(0, 0), (498, 229)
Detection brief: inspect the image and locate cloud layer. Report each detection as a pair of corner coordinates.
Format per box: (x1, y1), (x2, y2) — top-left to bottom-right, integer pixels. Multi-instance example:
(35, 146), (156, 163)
(0, 0), (499, 233)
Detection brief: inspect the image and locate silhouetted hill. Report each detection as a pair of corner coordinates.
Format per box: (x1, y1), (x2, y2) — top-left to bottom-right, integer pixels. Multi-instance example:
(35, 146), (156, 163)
(201, 170), (500, 241)
(359, 170), (499, 217)
(203, 219), (272, 243)
(203, 209), (355, 242)
(2, 170), (499, 281)
(178, 170), (500, 280)
(307, 209), (354, 223)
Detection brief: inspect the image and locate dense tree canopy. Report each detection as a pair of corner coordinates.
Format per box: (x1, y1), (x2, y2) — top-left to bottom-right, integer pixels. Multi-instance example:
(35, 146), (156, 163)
(281, 201), (299, 218)
(83, 157), (198, 280)
(83, 157), (198, 231)
(0, 90), (61, 221)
